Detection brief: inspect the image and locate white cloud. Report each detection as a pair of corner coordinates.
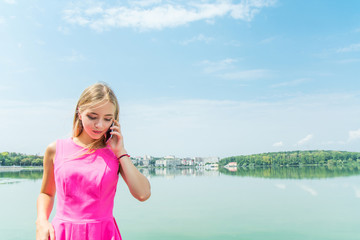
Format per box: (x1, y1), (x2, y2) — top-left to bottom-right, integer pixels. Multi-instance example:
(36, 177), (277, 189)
(349, 129), (360, 141)
(260, 36), (278, 44)
(120, 92), (360, 157)
(337, 43), (360, 53)
(271, 78), (309, 88)
(58, 26), (70, 35)
(205, 18), (215, 24)
(199, 58), (238, 74)
(199, 59), (270, 81)
(130, 0), (163, 7)
(0, 16), (5, 25)
(62, 0), (277, 31)
(3, 0), (16, 4)
(296, 134), (313, 146)
(225, 40), (241, 47)
(15, 67), (35, 73)
(219, 69), (270, 80)
(273, 141), (283, 147)
(60, 50), (86, 62)
(180, 34), (214, 45)
(321, 140), (346, 146)
(36, 40), (46, 45)
(3, 91), (360, 157)
(0, 85), (12, 91)
(336, 58), (360, 64)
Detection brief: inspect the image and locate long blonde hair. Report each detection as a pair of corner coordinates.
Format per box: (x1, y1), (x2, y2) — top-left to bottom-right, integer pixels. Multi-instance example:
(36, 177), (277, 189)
(72, 82), (119, 153)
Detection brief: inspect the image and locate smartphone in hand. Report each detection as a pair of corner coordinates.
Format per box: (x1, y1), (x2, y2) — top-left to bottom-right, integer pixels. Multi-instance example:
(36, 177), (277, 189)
(105, 122), (114, 142)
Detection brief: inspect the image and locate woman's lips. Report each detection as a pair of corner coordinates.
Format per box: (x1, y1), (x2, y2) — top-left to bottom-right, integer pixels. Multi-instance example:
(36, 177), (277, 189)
(93, 130), (103, 134)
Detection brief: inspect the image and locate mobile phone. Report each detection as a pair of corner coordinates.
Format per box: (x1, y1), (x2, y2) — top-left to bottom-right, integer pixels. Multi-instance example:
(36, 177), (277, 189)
(105, 122), (114, 142)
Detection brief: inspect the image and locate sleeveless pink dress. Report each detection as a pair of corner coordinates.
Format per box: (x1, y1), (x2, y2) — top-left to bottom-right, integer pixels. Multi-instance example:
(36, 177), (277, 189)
(50, 137), (122, 240)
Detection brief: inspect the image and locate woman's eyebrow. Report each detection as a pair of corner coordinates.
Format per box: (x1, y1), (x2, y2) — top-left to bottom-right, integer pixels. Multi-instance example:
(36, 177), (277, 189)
(89, 112), (114, 116)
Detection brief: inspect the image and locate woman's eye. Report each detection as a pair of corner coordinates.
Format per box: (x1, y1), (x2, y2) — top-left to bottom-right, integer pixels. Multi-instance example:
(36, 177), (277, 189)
(87, 115), (96, 120)
(105, 118), (112, 122)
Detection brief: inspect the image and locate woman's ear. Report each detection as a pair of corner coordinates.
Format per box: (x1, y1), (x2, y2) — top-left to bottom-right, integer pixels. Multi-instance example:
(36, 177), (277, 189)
(77, 108), (82, 120)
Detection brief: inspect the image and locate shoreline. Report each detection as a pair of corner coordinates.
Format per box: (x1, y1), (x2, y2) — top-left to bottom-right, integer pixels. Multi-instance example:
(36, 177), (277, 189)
(0, 166), (43, 172)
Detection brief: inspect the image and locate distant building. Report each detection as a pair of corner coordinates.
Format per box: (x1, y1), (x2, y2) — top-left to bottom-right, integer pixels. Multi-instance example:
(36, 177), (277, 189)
(131, 158), (138, 165)
(140, 159), (150, 167)
(181, 157), (194, 166)
(194, 157), (220, 166)
(155, 156), (181, 167)
(203, 157), (220, 163)
(225, 162), (237, 167)
(131, 154), (220, 168)
(133, 155), (154, 166)
(224, 162), (237, 172)
(205, 163), (219, 170)
(155, 159), (166, 167)
(143, 155), (153, 160)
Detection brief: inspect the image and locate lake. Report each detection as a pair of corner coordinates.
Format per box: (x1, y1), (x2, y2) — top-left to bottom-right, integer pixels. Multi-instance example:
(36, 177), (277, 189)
(0, 166), (359, 240)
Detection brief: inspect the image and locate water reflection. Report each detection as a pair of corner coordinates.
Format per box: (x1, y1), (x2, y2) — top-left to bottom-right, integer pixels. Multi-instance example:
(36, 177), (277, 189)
(219, 165), (360, 179)
(140, 167), (220, 177)
(0, 168), (43, 182)
(0, 164), (359, 183)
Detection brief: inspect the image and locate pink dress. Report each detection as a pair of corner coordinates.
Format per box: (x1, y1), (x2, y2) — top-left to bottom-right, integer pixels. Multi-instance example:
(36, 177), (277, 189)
(50, 137), (122, 240)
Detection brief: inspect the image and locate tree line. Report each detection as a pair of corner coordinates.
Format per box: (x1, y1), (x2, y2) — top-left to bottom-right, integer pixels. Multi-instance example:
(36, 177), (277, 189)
(3, 150), (360, 168)
(0, 152), (43, 166)
(219, 150), (360, 167)
(0, 151), (160, 167)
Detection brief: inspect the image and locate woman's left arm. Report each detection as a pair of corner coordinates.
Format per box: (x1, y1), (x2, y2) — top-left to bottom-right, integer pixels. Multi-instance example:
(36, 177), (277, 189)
(109, 120), (151, 202)
(118, 153), (151, 202)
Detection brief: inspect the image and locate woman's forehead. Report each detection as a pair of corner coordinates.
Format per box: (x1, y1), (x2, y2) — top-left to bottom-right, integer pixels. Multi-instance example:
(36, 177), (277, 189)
(86, 101), (115, 114)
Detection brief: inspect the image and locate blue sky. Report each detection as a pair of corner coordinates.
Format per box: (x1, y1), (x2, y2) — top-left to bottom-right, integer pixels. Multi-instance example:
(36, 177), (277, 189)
(1, 0), (360, 158)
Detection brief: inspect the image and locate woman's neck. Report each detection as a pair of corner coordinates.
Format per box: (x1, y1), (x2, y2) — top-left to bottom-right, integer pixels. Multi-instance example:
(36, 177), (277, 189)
(75, 133), (105, 149)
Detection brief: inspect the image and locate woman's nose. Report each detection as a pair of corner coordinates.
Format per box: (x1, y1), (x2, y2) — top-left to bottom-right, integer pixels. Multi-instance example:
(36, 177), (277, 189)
(95, 121), (104, 128)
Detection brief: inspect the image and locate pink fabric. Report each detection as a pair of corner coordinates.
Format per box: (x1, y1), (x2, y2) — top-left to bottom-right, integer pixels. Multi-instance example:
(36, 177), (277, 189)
(50, 137), (122, 240)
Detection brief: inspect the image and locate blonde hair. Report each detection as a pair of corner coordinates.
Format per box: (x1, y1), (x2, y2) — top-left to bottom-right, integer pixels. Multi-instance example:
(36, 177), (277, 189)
(72, 82), (119, 154)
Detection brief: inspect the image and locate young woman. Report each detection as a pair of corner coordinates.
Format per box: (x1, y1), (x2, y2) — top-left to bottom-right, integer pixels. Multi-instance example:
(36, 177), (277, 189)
(36, 82), (151, 240)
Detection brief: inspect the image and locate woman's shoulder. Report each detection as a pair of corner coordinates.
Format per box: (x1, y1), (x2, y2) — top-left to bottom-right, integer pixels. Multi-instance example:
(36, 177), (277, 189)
(42, 140), (57, 166)
(45, 141), (57, 157)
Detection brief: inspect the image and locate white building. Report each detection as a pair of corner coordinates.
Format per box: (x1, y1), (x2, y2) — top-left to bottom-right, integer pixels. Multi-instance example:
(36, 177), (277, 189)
(205, 163), (219, 170)
(133, 155), (153, 166)
(155, 157), (181, 167)
(180, 158), (194, 166)
(181, 158), (195, 166)
(202, 157), (220, 163)
(140, 159), (150, 166)
(143, 155), (153, 160)
(194, 157), (220, 165)
(155, 159), (166, 167)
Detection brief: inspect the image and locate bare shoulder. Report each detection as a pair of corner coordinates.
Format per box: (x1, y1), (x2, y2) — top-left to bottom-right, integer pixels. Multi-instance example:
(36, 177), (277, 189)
(44, 141), (57, 165)
(41, 141), (57, 196)
(47, 141), (56, 154)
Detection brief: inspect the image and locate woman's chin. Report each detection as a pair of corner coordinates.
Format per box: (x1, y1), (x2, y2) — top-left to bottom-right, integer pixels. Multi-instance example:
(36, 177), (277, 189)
(92, 135), (104, 140)
(87, 133), (104, 140)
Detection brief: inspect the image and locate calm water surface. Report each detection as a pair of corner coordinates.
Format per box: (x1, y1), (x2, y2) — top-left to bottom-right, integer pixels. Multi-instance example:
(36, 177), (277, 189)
(0, 167), (359, 240)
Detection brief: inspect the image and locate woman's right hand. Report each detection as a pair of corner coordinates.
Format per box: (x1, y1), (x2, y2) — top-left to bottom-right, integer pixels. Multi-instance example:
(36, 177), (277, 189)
(36, 219), (55, 240)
